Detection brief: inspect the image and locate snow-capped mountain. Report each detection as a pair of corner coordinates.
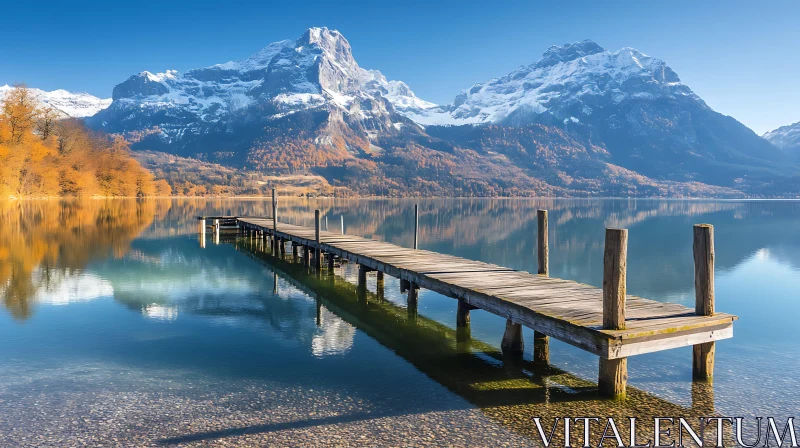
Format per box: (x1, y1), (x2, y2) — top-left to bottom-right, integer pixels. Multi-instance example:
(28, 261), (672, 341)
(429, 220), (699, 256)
(412, 40), (787, 186)
(408, 40), (700, 126)
(86, 30), (798, 197)
(90, 27), (433, 145)
(764, 121), (800, 158)
(0, 84), (111, 117)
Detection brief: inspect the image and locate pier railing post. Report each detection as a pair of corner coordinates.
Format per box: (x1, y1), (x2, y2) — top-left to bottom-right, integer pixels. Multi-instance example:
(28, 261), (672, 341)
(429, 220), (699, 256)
(599, 228), (628, 398)
(414, 204), (419, 250)
(314, 210), (322, 269)
(693, 224), (715, 380)
(534, 209), (550, 365)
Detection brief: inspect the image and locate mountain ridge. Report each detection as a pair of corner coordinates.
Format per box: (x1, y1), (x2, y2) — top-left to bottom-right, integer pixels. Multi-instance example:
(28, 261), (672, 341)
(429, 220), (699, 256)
(0, 84), (111, 118)
(79, 28), (798, 197)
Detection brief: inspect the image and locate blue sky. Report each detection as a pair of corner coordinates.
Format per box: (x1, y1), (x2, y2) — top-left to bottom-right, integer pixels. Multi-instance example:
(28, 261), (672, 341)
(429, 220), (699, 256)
(1, 0), (798, 134)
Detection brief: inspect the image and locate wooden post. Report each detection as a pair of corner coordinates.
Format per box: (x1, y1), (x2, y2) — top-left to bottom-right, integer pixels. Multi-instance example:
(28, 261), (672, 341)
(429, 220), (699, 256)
(325, 216), (328, 231)
(599, 228), (628, 398)
(407, 282), (419, 321)
(199, 218), (206, 234)
(280, 238), (286, 258)
(292, 243), (298, 262)
(501, 320), (524, 357)
(537, 210), (548, 275)
(358, 264), (368, 288)
(456, 299), (471, 327)
(272, 188), (277, 230)
(693, 224), (715, 380)
(603, 228), (627, 330)
(414, 204), (419, 250)
(376, 271), (384, 297)
(407, 281), (419, 307)
(534, 209), (550, 365)
(303, 245), (310, 267)
(314, 210), (322, 269)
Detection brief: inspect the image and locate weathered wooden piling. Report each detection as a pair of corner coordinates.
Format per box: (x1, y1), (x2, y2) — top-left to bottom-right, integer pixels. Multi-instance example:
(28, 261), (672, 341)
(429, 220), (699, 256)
(693, 224), (715, 380)
(303, 245), (310, 267)
(199, 218), (206, 234)
(358, 264), (370, 288)
(534, 209), (550, 365)
(314, 210), (322, 269)
(292, 243), (298, 262)
(456, 299), (471, 327)
(501, 320), (524, 357)
(272, 188), (278, 252)
(414, 204), (419, 250)
(599, 228), (628, 398)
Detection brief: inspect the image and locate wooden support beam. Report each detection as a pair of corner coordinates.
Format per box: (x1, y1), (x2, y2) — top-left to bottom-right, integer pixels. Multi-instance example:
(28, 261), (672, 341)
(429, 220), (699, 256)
(327, 252), (335, 271)
(314, 210), (322, 269)
(303, 245), (310, 267)
(199, 218), (205, 234)
(292, 243), (298, 262)
(407, 281), (419, 313)
(598, 358), (627, 398)
(456, 299), (471, 327)
(533, 331), (550, 365)
(693, 224), (716, 380)
(400, 279), (409, 293)
(501, 320), (524, 357)
(358, 264), (369, 288)
(534, 209), (550, 365)
(600, 228), (628, 397)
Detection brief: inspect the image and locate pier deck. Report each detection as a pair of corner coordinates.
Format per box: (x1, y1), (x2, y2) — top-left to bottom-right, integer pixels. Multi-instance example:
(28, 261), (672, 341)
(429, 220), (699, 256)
(237, 218), (735, 362)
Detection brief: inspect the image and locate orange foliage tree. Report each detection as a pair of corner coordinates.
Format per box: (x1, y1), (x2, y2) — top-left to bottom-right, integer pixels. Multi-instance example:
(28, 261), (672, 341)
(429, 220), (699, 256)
(0, 85), (156, 198)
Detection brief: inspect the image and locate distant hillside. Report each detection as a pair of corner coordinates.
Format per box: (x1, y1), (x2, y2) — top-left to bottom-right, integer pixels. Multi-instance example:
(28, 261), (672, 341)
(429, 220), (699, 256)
(133, 150), (342, 197)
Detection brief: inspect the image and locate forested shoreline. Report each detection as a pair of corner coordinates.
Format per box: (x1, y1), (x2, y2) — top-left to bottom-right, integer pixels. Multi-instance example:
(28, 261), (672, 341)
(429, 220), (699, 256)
(0, 86), (170, 198)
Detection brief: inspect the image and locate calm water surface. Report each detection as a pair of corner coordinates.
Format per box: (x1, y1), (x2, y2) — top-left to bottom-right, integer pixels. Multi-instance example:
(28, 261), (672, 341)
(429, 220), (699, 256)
(1, 199), (798, 445)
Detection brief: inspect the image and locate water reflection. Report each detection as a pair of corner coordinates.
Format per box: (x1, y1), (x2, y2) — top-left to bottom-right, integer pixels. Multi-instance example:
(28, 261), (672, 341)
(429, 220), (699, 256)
(0, 199), (159, 319)
(1, 198), (799, 445)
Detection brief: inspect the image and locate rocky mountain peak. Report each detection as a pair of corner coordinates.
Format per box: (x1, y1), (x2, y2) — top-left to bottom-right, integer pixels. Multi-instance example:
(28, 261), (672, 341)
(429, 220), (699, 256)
(534, 40), (606, 68)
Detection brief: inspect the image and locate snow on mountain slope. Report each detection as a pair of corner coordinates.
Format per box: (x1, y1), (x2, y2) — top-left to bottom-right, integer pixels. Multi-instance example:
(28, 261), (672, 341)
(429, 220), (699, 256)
(93, 27), (435, 139)
(407, 40), (702, 126)
(764, 121), (800, 157)
(0, 84), (111, 117)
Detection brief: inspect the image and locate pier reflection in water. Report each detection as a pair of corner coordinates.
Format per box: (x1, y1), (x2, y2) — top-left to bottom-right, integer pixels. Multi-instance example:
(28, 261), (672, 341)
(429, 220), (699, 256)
(231, 231), (719, 445)
(1, 198), (799, 445)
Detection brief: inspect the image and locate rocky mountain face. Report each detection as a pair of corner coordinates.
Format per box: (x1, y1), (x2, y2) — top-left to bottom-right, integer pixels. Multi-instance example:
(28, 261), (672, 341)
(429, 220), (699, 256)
(413, 40), (790, 189)
(85, 29), (798, 197)
(0, 84), (111, 118)
(764, 122), (800, 159)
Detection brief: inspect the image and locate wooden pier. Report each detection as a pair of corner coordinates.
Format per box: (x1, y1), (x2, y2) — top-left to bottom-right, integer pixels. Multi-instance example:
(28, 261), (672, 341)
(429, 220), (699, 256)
(205, 195), (736, 398)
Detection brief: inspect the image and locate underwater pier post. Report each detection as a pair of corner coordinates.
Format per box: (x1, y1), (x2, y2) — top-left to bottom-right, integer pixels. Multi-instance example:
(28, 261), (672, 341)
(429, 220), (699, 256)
(534, 209), (550, 365)
(599, 228), (628, 398)
(693, 224), (715, 380)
